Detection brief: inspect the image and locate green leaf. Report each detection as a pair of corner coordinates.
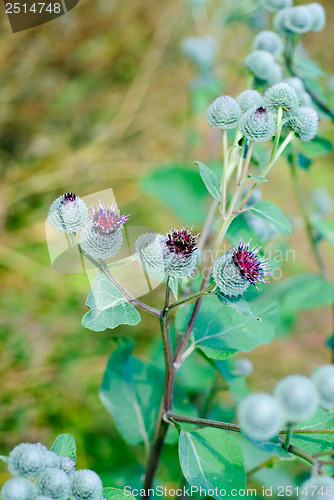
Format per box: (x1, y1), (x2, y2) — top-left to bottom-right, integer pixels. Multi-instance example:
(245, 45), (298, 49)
(169, 277), (178, 301)
(314, 219), (334, 245)
(247, 175), (268, 183)
(0, 455), (8, 463)
(217, 293), (261, 320)
(291, 409), (334, 454)
(303, 137), (333, 157)
(100, 339), (163, 448)
(297, 153), (312, 170)
(82, 271), (141, 332)
(294, 58), (326, 77)
(50, 434), (77, 463)
(103, 487), (136, 500)
(195, 161), (221, 201)
(175, 297), (279, 359)
(140, 165), (208, 224)
(250, 201), (291, 235)
(179, 428), (246, 498)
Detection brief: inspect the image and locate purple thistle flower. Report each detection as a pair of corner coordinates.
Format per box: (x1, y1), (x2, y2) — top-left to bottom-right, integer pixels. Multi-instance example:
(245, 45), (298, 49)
(232, 238), (271, 289)
(62, 192), (77, 204)
(165, 228), (198, 258)
(92, 201), (129, 235)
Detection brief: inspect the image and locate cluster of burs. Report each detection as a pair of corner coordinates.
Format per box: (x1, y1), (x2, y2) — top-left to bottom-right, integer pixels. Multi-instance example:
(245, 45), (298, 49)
(246, 0), (325, 89)
(238, 365), (334, 489)
(0, 442), (104, 500)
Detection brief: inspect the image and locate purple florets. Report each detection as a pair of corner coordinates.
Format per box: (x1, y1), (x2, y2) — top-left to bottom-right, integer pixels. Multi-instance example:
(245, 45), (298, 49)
(92, 201), (129, 235)
(165, 228), (198, 258)
(232, 238), (271, 289)
(62, 192), (77, 204)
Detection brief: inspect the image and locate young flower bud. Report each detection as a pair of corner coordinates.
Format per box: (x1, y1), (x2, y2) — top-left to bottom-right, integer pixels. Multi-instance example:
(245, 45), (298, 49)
(264, 83), (300, 112)
(135, 232), (167, 277)
(70, 469), (103, 500)
(36, 497), (54, 500)
(299, 475), (334, 500)
(212, 239), (270, 296)
(274, 8), (293, 34)
(80, 201), (129, 260)
(180, 35), (218, 69)
(59, 456), (76, 474)
(253, 31), (283, 58)
(164, 228), (199, 279)
(233, 358), (254, 377)
(284, 77), (305, 94)
(312, 365), (334, 410)
(9, 443), (45, 479)
(205, 96), (242, 129)
(261, 0), (292, 13)
(236, 90), (264, 113)
(239, 106), (276, 142)
(274, 375), (318, 423)
(238, 393), (284, 441)
(307, 3), (326, 32)
(37, 467), (70, 500)
(283, 6), (313, 34)
(244, 50), (275, 81)
(288, 107), (318, 142)
(41, 450), (60, 469)
(0, 477), (38, 500)
(267, 63), (283, 86)
(47, 193), (89, 234)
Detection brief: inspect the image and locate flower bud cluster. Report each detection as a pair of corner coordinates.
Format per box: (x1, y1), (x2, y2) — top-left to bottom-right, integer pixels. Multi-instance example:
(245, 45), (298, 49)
(238, 367), (334, 442)
(274, 4), (325, 35)
(47, 195), (129, 260)
(1, 441), (104, 500)
(180, 35), (218, 70)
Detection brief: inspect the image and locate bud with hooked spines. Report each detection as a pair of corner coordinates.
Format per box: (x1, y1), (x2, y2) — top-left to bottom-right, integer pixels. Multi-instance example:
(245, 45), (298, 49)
(261, 0), (292, 13)
(253, 30), (283, 58)
(312, 364), (334, 410)
(307, 3), (326, 32)
(0, 477), (38, 500)
(164, 227), (199, 279)
(8, 443), (45, 479)
(244, 50), (275, 81)
(47, 192), (89, 234)
(264, 83), (300, 112)
(299, 475), (334, 500)
(288, 107), (319, 142)
(206, 96), (242, 129)
(239, 106), (276, 142)
(70, 469), (103, 500)
(274, 374), (318, 423)
(37, 467), (71, 500)
(238, 393), (284, 441)
(236, 90), (264, 113)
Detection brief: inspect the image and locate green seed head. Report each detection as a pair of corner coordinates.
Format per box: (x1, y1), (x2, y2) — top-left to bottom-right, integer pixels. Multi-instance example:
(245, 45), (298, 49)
(288, 107), (319, 142)
(253, 31), (283, 58)
(245, 50), (275, 81)
(238, 393), (284, 441)
(239, 106), (276, 142)
(206, 96), (242, 129)
(236, 90), (264, 113)
(264, 83), (300, 111)
(312, 364), (334, 410)
(274, 374), (319, 423)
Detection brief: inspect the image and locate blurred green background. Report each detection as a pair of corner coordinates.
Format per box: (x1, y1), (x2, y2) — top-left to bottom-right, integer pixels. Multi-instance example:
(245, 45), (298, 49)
(0, 0), (334, 492)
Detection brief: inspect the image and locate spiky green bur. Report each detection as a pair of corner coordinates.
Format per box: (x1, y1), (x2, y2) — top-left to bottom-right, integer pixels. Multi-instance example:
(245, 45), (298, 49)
(135, 232), (167, 276)
(267, 63), (283, 86)
(253, 30), (283, 57)
(8, 443), (45, 479)
(180, 35), (218, 69)
(164, 228), (199, 279)
(37, 467), (70, 500)
(59, 456), (76, 474)
(288, 107), (318, 142)
(0, 477), (38, 500)
(245, 50), (275, 81)
(307, 3), (326, 32)
(312, 364), (334, 410)
(274, 375), (318, 423)
(70, 469), (103, 500)
(239, 106), (276, 142)
(47, 193), (89, 233)
(264, 83), (299, 111)
(299, 476), (334, 499)
(238, 393), (284, 441)
(236, 90), (264, 113)
(212, 253), (250, 296)
(80, 223), (123, 259)
(205, 96), (242, 129)
(261, 0), (292, 13)
(275, 6), (313, 34)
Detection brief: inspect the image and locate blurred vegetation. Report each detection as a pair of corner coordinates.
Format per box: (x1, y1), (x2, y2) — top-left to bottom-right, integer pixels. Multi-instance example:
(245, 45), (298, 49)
(0, 0), (334, 493)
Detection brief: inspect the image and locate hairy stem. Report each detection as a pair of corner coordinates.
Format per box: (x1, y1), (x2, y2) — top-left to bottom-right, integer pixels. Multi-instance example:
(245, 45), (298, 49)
(168, 283), (216, 311)
(221, 129), (229, 217)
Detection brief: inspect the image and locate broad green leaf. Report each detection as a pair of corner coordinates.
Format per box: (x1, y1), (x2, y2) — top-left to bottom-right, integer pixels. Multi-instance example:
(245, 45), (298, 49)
(50, 433), (77, 463)
(250, 201), (291, 235)
(179, 427), (246, 498)
(82, 271), (141, 332)
(217, 293), (261, 320)
(0, 455), (8, 463)
(100, 340), (163, 448)
(175, 297), (279, 359)
(303, 137), (333, 157)
(195, 161), (221, 201)
(297, 153), (312, 170)
(291, 409), (334, 454)
(247, 175), (268, 183)
(295, 58), (326, 77)
(103, 487), (136, 500)
(140, 165), (208, 224)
